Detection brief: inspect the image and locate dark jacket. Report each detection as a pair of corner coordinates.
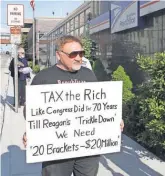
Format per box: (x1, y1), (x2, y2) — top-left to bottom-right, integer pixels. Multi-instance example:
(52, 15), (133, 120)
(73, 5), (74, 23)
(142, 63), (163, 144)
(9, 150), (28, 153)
(9, 57), (30, 80)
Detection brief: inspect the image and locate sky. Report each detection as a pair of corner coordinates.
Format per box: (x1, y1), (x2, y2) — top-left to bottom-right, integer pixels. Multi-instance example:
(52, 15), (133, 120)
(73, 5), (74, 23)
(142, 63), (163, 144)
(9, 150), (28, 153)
(0, 0), (84, 28)
(0, 0), (84, 51)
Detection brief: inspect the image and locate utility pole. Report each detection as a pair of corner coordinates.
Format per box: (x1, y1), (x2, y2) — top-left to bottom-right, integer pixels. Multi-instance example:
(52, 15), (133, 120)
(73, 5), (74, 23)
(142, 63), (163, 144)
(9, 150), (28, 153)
(7, 4), (24, 112)
(33, 11), (35, 67)
(30, 0), (36, 67)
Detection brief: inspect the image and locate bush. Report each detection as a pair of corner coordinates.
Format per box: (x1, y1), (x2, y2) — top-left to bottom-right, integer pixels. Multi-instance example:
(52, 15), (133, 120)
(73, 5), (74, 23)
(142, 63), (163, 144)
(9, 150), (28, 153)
(124, 52), (165, 159)
(28, 61), (33, 68)
(112, 65), (134, 104)
(33, 65), (40, 73)
(111, 65), (135, 134)
(81, 36), (92, 60)
(111, 66), (138, 143)
(135, 52), (165, 157)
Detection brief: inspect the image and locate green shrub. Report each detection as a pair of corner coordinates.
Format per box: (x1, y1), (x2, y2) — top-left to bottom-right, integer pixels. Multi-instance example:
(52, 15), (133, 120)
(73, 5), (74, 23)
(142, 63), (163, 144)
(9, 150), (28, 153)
(33, 65), (40, 73)
(111, 66), (135, 139)
(112, 65), (134, 104)
(135, 52), (165, 156)
(81, 36), (92, 60)
(28, 61), (33, 68)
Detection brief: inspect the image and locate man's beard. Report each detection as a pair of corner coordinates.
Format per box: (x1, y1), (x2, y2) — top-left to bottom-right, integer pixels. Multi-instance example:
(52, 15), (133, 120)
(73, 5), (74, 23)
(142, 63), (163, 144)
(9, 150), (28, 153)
(71, 61), (81, 71)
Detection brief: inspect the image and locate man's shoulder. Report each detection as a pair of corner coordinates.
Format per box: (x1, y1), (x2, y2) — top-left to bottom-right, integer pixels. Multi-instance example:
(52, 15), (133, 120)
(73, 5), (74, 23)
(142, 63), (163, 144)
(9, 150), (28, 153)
(31, 66), (57, 85)
(80, 66), (97, 81)
(81, 66), (93, 73)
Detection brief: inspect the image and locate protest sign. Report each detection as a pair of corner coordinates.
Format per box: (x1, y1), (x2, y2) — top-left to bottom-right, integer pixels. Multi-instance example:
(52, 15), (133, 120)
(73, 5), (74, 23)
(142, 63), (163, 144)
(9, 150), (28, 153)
(26, 81), (122, 163)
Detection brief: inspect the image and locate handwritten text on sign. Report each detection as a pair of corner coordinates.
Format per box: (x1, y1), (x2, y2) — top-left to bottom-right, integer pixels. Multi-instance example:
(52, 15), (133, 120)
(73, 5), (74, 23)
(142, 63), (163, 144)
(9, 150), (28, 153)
(26, 81), (122, 163)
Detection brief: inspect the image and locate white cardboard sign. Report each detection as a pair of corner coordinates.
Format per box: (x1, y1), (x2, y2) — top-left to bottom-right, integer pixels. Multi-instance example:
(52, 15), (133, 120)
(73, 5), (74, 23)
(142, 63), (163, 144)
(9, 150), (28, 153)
(7, 4), (24, 26)
(26, 81), (123, 163)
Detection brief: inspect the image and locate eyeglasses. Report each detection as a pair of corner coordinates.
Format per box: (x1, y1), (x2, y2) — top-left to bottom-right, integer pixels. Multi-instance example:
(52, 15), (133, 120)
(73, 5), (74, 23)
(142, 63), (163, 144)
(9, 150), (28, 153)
(60, 50), (85, 58)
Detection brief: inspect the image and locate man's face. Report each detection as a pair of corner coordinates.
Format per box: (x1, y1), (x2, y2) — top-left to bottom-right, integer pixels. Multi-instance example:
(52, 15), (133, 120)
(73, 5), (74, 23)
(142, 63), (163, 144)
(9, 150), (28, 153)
(57, 41), (84, 72)
(18, 51), (25, 58)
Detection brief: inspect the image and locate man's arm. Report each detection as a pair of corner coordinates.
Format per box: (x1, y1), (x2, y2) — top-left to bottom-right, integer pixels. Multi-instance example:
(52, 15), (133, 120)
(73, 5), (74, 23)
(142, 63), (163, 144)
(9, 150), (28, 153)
(22, 73), (42, 147)
(23, 104), (26, 120)
(9, 58), (14, 72)
(25, 59), (31, 78)
(26, 73), (31, 79)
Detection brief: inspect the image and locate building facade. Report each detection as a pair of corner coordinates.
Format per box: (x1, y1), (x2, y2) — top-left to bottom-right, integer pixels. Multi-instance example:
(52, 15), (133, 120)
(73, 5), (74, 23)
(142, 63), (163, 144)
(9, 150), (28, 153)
(89, 1), (165, 84)
(39, 1), (165, 85)
(27, 17), (63, 63)
(21, 19), (33, 34)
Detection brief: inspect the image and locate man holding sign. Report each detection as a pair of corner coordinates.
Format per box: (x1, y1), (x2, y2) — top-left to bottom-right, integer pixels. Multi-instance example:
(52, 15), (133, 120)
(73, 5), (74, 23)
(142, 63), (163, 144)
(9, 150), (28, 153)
(23, 35), (124, 176)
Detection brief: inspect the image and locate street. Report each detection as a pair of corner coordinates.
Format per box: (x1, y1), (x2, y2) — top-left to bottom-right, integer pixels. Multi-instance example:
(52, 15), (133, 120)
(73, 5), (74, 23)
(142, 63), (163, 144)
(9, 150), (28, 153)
(0, 54), (165, 176)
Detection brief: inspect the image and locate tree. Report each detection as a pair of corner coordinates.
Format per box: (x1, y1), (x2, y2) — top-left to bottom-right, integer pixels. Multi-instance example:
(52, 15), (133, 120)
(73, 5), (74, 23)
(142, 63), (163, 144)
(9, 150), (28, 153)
(21, 34), (28, 51)
(81, 36), (92, 60)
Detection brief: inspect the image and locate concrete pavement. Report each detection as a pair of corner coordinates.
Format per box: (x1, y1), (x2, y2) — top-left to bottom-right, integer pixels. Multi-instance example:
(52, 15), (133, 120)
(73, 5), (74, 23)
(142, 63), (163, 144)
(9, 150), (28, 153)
(0, 54), (11, 136)
(1, 55), (165, 176)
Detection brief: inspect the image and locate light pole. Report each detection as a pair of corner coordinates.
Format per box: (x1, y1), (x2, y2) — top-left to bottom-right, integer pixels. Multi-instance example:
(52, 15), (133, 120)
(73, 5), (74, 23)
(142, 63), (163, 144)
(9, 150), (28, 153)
(33, 15), (35, 67)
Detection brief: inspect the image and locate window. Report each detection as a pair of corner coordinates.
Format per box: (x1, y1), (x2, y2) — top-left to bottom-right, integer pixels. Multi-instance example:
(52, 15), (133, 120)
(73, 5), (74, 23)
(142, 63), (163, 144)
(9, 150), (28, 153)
(137, 31), (140, 38)
(163, 14), (165, 29)
(141, 30), (144, 37)
(100, 1), (109, 15)
(70, 19), (74, 31)
(70, 31), (74, 35)
(85, 8), (91, 22)
(80, 12), (84, 26)
(75, 16), (79, 29)
(133, 32), (135, 40)
(24, 23), (32, 28)
(75, 28), (79, 36)
(63, 24), (66, 34)
(93, 1), (100, 17)
(144, 15), (153, 28)
(60, 26), (63, 34)
(67, 22), (70, 33)
(79, 26), (84, 35)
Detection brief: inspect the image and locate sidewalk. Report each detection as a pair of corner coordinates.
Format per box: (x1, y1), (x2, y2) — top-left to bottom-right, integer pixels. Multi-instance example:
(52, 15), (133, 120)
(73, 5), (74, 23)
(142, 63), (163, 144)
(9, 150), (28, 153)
(0, 55), (11, 136)
(1, 71), (165, 176)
